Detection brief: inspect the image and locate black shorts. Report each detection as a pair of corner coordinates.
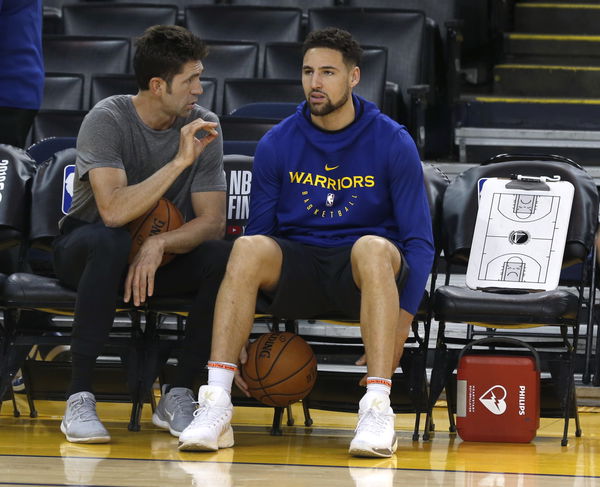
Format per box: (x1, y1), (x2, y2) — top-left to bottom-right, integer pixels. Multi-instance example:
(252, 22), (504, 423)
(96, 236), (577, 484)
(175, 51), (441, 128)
(256, 237), (409, 320)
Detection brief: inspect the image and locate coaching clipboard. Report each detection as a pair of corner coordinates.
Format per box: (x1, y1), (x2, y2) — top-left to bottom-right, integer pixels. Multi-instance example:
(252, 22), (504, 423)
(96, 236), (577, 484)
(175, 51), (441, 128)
(465, 175), (574, 291)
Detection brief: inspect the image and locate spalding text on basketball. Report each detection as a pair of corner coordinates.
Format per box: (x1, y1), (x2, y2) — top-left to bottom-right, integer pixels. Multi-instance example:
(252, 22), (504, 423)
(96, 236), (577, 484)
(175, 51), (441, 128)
(136, 218), (166, 246)
(150, 218), (166, 235)
(259, 332), (279, 359)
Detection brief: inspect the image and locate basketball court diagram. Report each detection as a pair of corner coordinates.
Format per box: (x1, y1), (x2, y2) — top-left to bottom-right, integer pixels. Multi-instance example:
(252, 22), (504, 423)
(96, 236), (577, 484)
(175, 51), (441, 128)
(466, 177), (574, 291)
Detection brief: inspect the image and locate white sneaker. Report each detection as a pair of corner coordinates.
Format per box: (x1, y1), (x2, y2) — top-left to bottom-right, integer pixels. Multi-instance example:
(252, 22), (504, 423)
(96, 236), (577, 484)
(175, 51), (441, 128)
(178, 385), (234, 452)
(349, 393), (397, 458)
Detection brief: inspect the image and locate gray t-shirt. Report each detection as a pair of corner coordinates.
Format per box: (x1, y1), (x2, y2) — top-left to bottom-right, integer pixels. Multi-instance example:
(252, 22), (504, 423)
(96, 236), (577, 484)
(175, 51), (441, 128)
(66, 95), (226, 225)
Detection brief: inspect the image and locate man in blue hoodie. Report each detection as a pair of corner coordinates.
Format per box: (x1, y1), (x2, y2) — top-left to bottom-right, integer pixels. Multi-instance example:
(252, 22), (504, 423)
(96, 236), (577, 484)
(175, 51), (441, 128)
(179, 27), (434, 458)
(0, 0), (43, 148)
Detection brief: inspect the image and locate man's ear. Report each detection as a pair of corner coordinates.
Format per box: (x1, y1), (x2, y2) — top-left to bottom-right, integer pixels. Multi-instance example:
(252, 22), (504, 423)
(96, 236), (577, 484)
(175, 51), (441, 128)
(149, 77), (164, 95)
(350, 66), (360, 88)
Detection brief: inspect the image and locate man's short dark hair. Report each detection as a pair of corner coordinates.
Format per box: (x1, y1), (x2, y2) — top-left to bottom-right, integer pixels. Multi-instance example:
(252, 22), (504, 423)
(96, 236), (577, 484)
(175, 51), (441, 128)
(302, 27), (363, 68)
(134, 25), (208, 90)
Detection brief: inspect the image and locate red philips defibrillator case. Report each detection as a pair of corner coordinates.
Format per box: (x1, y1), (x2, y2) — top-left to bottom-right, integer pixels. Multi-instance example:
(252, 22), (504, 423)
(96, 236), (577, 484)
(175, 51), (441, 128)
(456, 338), (540, 443)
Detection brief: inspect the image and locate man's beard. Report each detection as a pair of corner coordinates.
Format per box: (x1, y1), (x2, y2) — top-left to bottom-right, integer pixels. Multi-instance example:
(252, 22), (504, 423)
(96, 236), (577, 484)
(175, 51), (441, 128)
(307, 89), (350, 116)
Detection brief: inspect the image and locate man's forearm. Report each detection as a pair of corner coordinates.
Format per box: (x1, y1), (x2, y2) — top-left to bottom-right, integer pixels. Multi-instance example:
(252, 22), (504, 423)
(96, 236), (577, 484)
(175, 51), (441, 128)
(151, 216), (226, 255)
(94, 157), (191, 228)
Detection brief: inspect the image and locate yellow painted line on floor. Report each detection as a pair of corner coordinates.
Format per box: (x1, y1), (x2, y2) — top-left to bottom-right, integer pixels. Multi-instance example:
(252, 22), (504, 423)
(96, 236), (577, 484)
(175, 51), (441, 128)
(496, 63), (600, 71)
(518, 3), (600, 8)
(473, 96), (600, 104)
(508, 33), (600, 41)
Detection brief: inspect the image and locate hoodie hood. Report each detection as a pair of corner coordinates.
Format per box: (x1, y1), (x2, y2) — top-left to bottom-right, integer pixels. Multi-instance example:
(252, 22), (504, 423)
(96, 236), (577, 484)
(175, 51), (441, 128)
(294, 94), (381, 152)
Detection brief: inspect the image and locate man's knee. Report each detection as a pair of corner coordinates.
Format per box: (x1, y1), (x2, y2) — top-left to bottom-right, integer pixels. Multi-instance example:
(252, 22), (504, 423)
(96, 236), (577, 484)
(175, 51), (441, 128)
(351, 236), (402, 281)
(87, 226), (131, 265)
(226, 235), (282, 280)
(352, 236), (397, 264)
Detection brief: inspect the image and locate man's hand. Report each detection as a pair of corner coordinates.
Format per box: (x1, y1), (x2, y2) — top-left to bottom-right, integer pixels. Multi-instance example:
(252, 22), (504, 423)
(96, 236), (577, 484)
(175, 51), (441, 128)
(354, 347), (403, 387)
(355, 354), (368, 387)
(233, 341), (251, 397)
(174, 118), (218, 168)
(123, 236), (165, 306)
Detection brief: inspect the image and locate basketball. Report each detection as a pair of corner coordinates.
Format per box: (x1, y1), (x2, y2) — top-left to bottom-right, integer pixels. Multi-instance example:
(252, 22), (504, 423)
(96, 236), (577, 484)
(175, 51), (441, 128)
(242, 332), (318, 408)
(127, 198), (184, 266)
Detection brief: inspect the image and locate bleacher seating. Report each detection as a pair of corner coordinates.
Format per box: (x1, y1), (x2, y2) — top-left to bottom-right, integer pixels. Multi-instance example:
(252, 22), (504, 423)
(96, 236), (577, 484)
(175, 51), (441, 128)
(89, 74), (138, 109)
(223, 79), (303, 115)
(185, 6), (303, 74)
(32, 110), (87, 143)
(43, 36), (131, 108)
(229, 0), (337, 16)
(62, 4), (178, 38)
(229, 103), (297, 120)
(42, 73), (85, 111)
(203, 41), (259, 114)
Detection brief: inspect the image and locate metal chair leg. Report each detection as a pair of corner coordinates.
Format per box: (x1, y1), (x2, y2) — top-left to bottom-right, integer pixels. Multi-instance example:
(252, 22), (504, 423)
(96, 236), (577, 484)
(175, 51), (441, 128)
(270, 407), (283, 436)
(302, 399), (313, 427)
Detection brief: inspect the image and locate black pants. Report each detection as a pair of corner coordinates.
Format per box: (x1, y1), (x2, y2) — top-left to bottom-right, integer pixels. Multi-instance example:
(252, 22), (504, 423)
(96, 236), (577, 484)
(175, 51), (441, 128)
(53, 219), (233, 386)
(0, 107), (37, 148)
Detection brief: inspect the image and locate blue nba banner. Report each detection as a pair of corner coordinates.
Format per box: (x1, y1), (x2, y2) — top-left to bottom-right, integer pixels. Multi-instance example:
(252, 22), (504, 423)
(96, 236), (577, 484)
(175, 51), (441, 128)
(62, 164), (75, 215)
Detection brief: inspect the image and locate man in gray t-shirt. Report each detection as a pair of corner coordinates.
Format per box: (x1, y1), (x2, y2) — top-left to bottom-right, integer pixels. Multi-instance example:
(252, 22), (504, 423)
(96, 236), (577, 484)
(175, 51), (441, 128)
(54, 25), (232, 445)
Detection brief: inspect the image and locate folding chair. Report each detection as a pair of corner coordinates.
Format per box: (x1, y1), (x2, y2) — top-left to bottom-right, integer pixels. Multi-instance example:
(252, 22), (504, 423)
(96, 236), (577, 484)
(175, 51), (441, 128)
(220, 116), (280, 157)
(222, 79), (304, 115)
(203, 41), (259, 114)
(42, 73), (85, 111)
(1, 147), (148, 429)
(31, 110), (87, 142)
(426, 154), (599, 446)
(27, 137), (77, 166)
(0, 145), (42, 415)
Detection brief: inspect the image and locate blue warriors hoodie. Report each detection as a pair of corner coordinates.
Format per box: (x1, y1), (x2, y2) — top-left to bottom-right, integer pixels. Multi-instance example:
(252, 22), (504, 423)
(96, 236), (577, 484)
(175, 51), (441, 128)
(245, 95), (434, 315)
(0, 0), (44, 110)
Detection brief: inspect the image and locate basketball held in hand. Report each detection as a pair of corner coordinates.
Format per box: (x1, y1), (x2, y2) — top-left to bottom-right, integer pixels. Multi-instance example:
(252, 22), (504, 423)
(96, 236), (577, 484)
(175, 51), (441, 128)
(242, 332), (318, 407)
(128, 198), (184, 266)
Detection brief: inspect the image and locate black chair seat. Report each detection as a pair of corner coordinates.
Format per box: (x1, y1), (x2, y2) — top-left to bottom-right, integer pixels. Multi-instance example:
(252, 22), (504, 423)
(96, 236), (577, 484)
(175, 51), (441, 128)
(433, 285), (580, 325)
(146, 294), (194, 314)
(5, 273), (130, 311)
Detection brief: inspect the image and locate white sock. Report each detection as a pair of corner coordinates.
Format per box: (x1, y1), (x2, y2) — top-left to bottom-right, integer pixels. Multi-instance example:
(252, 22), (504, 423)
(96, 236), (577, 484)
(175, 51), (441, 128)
(207, 361), (237, 395)
(366, 377), (392, 395)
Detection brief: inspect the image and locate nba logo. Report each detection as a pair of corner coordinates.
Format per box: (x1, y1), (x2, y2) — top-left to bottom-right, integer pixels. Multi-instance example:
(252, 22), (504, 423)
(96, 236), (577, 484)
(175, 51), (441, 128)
(62, 164), (75, 214)
(326, 193), (335, 207)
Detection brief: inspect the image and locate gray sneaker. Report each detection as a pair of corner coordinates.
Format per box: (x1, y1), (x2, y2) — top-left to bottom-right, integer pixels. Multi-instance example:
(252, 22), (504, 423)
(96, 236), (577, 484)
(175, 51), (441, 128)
(60, 391), (110, 444)
(152, 386), (197, 437)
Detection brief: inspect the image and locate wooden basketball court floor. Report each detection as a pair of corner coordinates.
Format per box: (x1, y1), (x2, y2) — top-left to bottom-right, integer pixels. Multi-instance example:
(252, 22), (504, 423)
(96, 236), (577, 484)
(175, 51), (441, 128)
(2, 393), (600, 486)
